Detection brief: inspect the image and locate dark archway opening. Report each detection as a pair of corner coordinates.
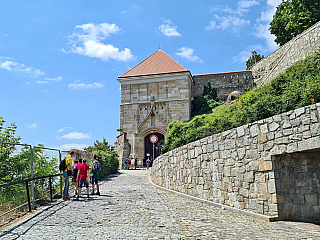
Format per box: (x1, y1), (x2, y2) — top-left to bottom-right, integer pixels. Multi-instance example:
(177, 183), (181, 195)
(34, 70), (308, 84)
(144, 132), (164, 161)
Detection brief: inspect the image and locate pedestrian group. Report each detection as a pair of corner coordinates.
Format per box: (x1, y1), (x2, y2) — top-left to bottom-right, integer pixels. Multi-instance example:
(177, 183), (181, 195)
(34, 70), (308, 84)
(62, 151), (101, 201)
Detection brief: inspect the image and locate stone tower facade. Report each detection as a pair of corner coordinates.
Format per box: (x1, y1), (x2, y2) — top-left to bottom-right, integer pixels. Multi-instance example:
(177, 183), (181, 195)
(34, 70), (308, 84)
(116, 50), (193, 166)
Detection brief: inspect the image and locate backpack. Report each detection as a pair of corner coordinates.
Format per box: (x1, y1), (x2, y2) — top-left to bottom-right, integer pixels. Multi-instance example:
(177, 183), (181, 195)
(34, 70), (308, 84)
(92, 161), (101, 174)
(59, 158), (67, 171)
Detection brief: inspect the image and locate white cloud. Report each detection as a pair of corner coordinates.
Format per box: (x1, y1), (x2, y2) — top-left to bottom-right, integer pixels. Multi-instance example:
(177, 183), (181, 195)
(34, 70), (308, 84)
(60, 132), (91, 140)
(254, 0), (282, 51)
(64, 22), (135, 62)
(0, 59), (45, 77)
(238, 0), (259, 9)
(233, 44), (265, 63)
(28, 123), (37, 129)
(210, 1), (259, 16)
(121, 11), (127, 14)
(159, 19), (182, 37)
(58, 143), (89, 150)
(205, 15), (250, 31)
(25, 82), (31, 84)
(36, 80), (48, 84)
(68, 80), (105, 89)
(176, 47), (202, 63)
(57, 127), (73, 132)
(44, 76), (63, 81)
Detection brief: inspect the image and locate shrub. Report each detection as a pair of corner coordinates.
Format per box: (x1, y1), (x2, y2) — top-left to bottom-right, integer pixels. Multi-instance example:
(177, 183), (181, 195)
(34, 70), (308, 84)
(162, 50), (320, 153)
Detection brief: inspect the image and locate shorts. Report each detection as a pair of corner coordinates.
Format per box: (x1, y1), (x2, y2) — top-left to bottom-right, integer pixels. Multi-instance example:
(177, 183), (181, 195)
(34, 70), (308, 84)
(125, 164), (128, 167)
(91, 175), (99, 184)
(79, 179), (89, 188)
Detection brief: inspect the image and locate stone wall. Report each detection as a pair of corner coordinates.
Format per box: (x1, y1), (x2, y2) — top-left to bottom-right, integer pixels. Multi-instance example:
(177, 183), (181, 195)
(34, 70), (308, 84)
(251, 21), (320, 86)
(193, 71), (252, 101)
(114, 132), (131, 169)
(151, 103), (320, 221)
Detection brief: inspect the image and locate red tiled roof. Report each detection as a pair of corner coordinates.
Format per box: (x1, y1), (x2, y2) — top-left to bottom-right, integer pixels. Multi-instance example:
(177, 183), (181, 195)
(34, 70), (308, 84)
(119, 50), (188, 78)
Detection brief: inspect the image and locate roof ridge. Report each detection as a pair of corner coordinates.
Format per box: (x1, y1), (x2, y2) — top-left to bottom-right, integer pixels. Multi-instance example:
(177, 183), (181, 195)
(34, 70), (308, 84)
(119, 50), (188, 78)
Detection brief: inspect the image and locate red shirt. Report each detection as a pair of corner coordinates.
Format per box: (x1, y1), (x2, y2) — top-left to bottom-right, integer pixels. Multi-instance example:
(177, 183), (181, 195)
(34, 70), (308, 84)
(78, 163), (89, 180)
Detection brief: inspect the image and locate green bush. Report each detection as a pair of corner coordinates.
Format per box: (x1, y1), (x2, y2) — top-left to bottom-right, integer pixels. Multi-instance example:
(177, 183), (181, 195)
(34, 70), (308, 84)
(162, 50), (320, 153)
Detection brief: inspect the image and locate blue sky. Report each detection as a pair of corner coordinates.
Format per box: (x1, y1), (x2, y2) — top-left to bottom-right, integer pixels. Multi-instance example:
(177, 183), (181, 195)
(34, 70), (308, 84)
(0, 0), (281, 150)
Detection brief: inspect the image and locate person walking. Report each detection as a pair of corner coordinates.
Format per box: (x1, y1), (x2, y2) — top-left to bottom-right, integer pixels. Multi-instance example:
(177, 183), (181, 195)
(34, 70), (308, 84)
(63, 151), (74, 200)
(124, 158), (128, 170)
(143, 156), (147, 170)
(91, 155), (101, 195)
(72, 159), (79, 197)
(128, 158), (132, 169)
(76, 159), (90, 199)
(147, 157), (151, 170)
(138, 159), (142, 168)
(134, 158), (138, 169)
(131, 158), (135, 170)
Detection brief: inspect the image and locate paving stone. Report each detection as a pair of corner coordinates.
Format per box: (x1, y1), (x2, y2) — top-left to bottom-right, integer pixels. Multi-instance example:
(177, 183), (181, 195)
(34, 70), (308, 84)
(1, 170), (320, 239)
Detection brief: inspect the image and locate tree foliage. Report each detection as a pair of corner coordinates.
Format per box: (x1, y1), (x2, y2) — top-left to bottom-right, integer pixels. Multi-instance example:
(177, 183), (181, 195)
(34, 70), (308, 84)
(246, 51), (264, 69)
(192, 82), (224, 117)
(162, 50), (320, 153)
(85, 138), (119, 178)
(270, 0), (320, 46)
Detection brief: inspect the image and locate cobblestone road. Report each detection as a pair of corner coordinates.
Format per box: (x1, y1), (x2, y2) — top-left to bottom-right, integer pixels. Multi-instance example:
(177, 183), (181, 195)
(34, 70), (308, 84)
(1, 170), (320, 239)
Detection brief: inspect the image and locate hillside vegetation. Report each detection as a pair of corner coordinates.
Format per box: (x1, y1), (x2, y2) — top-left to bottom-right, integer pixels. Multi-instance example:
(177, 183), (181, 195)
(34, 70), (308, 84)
(162, 50), (320, 153)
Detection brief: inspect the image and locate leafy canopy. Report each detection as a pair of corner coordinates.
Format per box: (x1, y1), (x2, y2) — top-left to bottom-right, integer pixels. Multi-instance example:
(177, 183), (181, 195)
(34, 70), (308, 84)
(269, 0), (320, 46)
(246, 51), (264, 70)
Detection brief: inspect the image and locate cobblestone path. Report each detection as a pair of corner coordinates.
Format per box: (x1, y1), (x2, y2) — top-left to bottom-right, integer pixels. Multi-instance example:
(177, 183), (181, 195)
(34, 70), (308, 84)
(1, 170), (320, 239)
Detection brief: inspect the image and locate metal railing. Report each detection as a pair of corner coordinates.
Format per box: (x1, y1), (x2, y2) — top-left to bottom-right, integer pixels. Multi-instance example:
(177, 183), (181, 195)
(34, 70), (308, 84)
(0, 173), (61, 217)
(0, 142), (62, 218)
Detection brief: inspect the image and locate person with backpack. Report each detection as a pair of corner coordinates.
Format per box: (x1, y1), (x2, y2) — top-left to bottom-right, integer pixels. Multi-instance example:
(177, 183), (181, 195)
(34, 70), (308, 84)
(61, 150), (74, 200)
(91, 155), (101, 195)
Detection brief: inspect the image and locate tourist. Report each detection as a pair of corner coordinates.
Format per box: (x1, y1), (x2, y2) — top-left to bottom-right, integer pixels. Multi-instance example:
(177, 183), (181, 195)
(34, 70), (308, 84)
(143, 156), (147, 170)
(63, 151), (74, 200)
(128, 158), (132, 169)
(146, 157), (151, 170)
(72, 159), (79, 197)
(91, 155), (101, 195)
(131, 158), (135, 170)
(134, 158), (138, 169)
(76, 159), (90, 199)
(124, 158), (128, 170)
(138, 159), (142, 168)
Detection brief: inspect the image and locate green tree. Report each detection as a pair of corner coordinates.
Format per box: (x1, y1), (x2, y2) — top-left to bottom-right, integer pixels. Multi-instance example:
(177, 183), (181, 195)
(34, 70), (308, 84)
(85, 138), (119, 178)
(270, 0), (320, 46)
(192, 82), (224, 117)
(246, 51), (264, 69)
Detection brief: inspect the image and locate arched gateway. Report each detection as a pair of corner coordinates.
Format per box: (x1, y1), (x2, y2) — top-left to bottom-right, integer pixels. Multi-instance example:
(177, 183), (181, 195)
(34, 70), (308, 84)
(115, 50), (193, 168)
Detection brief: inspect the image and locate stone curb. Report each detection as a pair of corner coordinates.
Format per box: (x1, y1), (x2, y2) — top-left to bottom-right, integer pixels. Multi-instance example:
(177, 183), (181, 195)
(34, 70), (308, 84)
(148, 174), (278, 222)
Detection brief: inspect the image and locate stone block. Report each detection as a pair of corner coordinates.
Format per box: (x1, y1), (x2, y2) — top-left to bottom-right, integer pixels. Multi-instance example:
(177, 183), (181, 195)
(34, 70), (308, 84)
(305, 194), (318, 205)
(244, 171), (254, 183)
(268, 179), (276, 194)
(250, 124), (260, 137)
(282, 120), (291, 129)
(295, 107), (305, 117)
(259, 161), (273, 171)
(269, 122), (280, 132)
(257, 134), (267, 143)
(260, 123), (268, 134)
(237, 126), (245, 137)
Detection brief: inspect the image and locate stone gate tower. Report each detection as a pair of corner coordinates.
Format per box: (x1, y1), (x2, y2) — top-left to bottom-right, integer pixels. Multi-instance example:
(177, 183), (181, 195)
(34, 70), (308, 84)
(116, 50), (193, 165)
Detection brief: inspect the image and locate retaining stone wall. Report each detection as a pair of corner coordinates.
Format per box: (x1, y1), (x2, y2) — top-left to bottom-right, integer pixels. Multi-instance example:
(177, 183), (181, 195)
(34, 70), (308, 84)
(251, 21), (320, 86)
(151, 103), (320, 220)
(192, 71), (252, 101)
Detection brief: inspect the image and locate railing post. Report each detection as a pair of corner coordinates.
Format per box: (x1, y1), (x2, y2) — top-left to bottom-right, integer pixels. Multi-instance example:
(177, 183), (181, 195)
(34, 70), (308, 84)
(25, 180), (31, 212)
(30, 146), (35, 209)
(49, 176), (53, 202)
(59, 151), (62, 197)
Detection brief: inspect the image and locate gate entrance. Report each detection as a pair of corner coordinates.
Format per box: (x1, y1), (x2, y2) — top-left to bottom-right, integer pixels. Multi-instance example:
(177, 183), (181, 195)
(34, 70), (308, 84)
(144, 133), (164, 160)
